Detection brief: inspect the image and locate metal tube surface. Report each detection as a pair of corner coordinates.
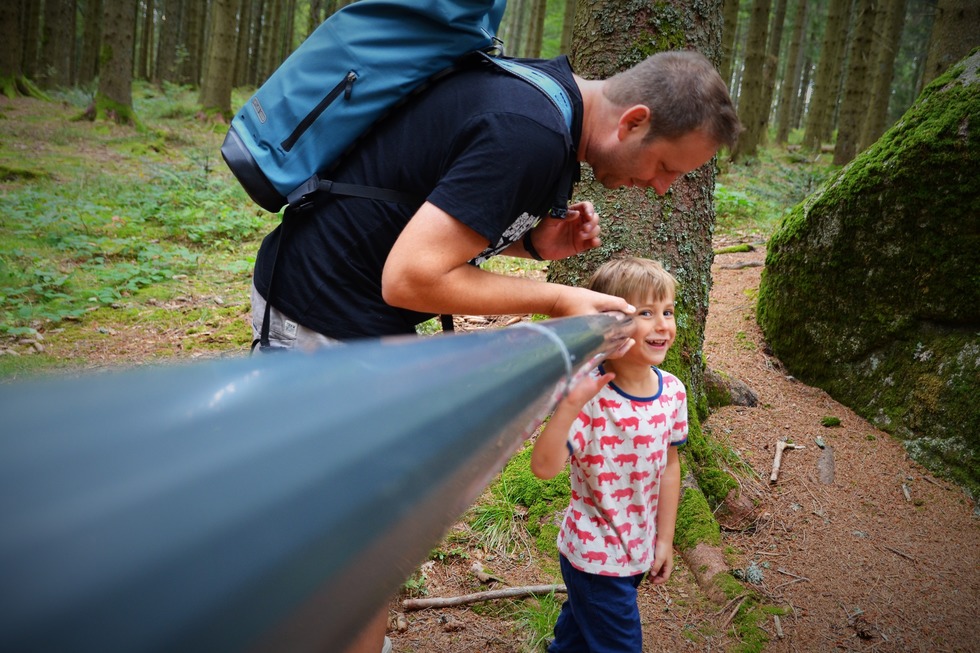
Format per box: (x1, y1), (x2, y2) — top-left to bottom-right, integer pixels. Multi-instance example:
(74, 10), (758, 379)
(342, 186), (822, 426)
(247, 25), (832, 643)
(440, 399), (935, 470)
(0, 315), (631, 652)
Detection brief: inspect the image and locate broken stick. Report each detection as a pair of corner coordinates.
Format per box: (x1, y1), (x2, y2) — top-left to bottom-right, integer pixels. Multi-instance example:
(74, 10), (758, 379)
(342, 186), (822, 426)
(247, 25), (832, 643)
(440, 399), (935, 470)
(402, 584), (566, 611)
(770, 440), (805, 483)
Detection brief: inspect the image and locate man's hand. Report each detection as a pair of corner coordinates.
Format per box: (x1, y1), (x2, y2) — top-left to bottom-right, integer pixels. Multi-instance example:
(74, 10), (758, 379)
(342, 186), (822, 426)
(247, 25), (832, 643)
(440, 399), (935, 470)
(530, 201), (603, 260)
(548, 285), (635, 318)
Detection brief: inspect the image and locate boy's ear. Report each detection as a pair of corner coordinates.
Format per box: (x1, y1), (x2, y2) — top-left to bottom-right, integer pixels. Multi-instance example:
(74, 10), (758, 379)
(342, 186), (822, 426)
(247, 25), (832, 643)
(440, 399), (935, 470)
(617, 105), (651, 141)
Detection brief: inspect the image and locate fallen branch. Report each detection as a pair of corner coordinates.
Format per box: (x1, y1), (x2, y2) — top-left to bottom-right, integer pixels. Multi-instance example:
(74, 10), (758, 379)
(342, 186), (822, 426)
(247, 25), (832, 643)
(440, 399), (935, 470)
(772, 577), (809, 591)
(883, 545), (915, 561)
(720, 595), (749, 630)
(402, 584), (566, 611)
(770, 440), (805, 484)
(773, 614), (784, 638)
(775, 568), (809, 581)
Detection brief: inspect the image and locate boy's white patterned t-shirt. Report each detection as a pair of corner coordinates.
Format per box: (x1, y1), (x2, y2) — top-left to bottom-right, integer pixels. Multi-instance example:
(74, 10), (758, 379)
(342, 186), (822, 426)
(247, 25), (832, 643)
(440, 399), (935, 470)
(557, 366), (688, 576)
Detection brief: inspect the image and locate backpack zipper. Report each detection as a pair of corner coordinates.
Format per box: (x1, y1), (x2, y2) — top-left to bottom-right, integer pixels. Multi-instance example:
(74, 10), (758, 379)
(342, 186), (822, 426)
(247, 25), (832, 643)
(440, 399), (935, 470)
(281, 71), (357, 152)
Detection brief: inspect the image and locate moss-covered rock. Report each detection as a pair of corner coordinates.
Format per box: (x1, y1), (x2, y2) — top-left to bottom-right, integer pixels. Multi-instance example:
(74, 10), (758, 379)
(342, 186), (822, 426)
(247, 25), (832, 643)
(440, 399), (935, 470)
(758, 49), (980, 498)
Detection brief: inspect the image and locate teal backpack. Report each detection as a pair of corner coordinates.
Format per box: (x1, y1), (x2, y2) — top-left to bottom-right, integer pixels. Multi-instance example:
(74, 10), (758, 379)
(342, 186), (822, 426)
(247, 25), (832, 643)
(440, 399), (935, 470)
(221, 0), (572, 213)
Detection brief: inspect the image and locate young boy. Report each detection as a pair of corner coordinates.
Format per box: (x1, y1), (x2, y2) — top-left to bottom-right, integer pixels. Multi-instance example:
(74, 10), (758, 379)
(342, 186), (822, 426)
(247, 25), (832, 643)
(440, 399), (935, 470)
(531, 257), (687, 653)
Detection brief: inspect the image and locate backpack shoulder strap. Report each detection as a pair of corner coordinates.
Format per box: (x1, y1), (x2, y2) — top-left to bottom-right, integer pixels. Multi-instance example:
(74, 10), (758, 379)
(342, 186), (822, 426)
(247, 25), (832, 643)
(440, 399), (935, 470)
(478, 53), (574, 133)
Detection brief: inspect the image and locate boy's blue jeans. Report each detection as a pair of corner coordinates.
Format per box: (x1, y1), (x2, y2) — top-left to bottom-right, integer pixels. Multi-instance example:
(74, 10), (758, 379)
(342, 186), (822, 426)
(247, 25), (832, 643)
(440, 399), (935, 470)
(548, 554), (645, 653)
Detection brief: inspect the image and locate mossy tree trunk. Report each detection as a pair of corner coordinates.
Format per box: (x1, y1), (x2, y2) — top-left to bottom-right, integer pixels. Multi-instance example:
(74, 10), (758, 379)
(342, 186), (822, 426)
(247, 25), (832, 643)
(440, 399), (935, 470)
(758, 48), (980, 499)
(0, 1), (48, 100)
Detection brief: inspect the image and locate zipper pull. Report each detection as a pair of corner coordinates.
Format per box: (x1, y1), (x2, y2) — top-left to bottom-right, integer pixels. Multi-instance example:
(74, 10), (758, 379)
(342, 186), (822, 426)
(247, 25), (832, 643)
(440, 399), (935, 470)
(344, 71), (357, 100)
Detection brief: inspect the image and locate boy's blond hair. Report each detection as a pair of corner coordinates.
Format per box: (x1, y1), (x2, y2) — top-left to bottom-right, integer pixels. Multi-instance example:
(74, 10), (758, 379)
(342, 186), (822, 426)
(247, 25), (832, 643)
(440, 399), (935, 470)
(586, 257), (677, 304)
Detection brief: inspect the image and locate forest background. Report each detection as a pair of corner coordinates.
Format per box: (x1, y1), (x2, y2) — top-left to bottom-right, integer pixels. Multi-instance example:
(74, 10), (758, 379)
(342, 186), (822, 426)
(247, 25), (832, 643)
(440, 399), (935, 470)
(1, 0), (978, 651)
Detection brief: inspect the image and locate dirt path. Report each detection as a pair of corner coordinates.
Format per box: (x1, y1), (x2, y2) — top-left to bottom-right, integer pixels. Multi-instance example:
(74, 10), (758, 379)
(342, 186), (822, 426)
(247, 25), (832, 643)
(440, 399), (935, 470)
(701, 245), (979, 653)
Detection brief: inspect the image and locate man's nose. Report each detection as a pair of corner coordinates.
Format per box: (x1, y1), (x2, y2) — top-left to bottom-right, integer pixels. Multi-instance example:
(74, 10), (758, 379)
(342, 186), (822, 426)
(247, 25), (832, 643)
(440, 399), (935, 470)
(652, 173), (680, 195)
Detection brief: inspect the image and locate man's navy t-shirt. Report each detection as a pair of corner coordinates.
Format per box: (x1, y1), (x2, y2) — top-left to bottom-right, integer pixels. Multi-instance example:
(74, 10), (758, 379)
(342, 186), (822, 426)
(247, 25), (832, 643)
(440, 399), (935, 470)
(252, 56), (583, 340)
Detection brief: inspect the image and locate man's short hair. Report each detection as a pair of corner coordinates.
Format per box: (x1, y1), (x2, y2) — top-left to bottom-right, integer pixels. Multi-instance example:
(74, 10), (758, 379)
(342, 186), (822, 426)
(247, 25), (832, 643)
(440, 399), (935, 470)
(604, 50), (741, 149)
(587, 257), (677, 304)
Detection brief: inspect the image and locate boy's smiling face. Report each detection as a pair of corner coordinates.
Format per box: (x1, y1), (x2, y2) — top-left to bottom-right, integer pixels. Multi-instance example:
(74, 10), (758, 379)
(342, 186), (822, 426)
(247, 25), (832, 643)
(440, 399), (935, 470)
(621, 292), (676, 367)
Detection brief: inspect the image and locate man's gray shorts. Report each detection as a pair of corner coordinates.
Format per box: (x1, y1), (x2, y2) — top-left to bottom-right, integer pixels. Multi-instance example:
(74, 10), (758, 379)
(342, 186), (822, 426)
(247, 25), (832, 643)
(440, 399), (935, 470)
(250, 282), (340, 352)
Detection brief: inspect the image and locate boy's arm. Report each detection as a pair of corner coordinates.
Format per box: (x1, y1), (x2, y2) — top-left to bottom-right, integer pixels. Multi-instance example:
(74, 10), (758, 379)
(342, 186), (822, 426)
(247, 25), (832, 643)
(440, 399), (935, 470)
(530, 371), (615, 479)
(649, 445), (681, 584)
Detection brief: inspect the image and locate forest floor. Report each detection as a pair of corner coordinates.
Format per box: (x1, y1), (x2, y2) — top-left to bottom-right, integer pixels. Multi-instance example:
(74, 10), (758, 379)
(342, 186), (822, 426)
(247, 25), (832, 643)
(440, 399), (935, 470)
(383, 244), (980, 653)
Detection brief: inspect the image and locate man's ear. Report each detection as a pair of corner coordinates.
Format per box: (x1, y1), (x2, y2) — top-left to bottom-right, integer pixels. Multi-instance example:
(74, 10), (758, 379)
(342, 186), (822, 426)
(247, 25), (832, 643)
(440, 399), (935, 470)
(617, 105), (651, 141)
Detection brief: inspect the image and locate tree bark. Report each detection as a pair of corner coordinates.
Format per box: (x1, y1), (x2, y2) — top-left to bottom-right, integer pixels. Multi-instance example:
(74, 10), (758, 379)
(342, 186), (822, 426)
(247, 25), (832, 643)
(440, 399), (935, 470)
(776, 0), (808, 144)
(759, 0), (789, 146)
(39, 0), (76, 88)
(89, 0), (140, 125)
(138, 0), (155, 80)
(155, 0), (181, 83)
(78, 0), (103, 86)
(524, 0), (546, 59)
(0, 1), (46, 98)
(833, 0), (878, 165)
(803, 0), (851, 150)
(921, 0), (980, 88)
(199, 0), (237, 119)
(559, 0), (576, 56)
(859, 0), (907, 150)
(730, 0), (771, 161)
(719, 0), (739, 89)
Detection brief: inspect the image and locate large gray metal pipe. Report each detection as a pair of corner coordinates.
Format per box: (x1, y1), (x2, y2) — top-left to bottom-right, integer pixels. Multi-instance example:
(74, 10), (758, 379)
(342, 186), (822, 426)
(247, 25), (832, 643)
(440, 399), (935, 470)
(0, 315), (631, 653)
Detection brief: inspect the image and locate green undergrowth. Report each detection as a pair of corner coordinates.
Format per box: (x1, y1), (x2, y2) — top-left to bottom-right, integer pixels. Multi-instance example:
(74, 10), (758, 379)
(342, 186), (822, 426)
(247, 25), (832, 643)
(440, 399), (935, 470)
(0, 81), (269, 365)
(715, 137), (836, 238)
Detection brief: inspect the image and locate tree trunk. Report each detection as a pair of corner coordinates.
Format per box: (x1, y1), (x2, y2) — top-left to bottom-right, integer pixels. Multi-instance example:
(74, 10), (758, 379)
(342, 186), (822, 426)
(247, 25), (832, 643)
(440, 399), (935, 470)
(502, 0), (528, 57)
(803, 0), (851, 150)
(77, 0), (103, 86)
(138, 0), (155, 80)
(920, 0), (980, 88)
(0, 0), (45, 98)
(90, 0), (140, 126)
(39, 0), (76, 88)
(776, 0), (808, 144)
(730, 0), (771, 161)
(559, 0), (576, 56)
(234, 0), (253, 87)
(199, 0), (237, 119)
(719, 0), (739, 89)
(858, 0), (907, 150)
(22, 0), (42, 80)
(155, 0), (181, 83)
(759, 0), (789, 146)
(181, 0), (205, 85)
(524, 0), (546, 59)
(833, 0), (878, 165)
